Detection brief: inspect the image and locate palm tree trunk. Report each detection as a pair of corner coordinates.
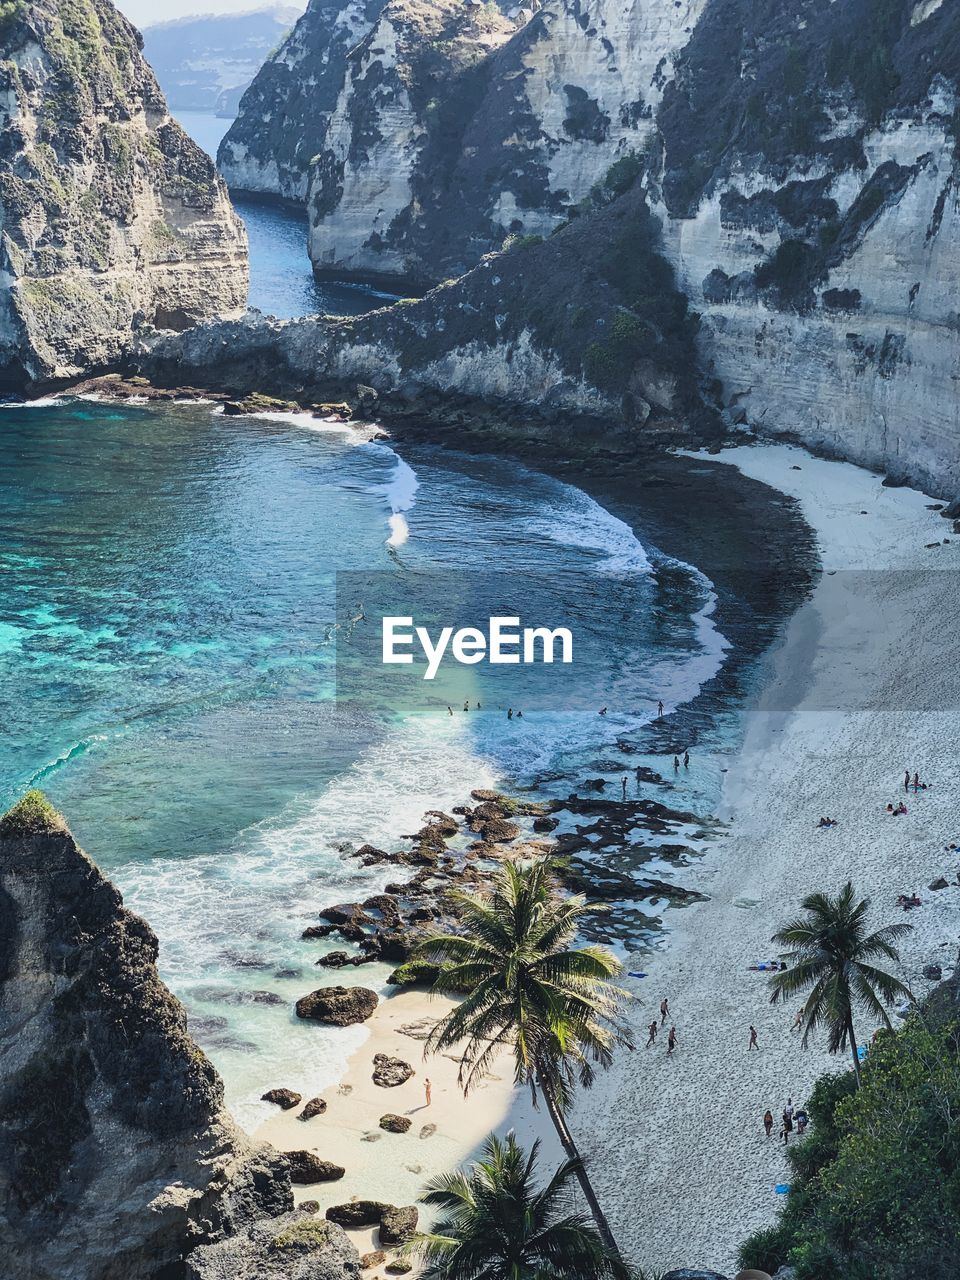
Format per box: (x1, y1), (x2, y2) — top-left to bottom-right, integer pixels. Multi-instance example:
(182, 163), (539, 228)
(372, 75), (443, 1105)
(847, 1011), (862, 1086)
(537, 1071), (621, 1259)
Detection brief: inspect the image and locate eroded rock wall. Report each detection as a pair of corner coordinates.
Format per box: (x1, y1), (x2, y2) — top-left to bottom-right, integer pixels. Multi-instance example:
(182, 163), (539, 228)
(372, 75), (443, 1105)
(0, 0), (248, 391)
(0, 794), (294, 1280)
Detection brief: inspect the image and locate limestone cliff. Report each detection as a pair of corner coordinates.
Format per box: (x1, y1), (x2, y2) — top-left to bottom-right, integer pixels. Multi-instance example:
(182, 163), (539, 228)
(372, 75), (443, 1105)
(0, 0), (248, 392)
(139, 186), (711, 443)
(221, 0), (960, 493)
(0, 791), (358, 1280)
(218, 0), (393, 203)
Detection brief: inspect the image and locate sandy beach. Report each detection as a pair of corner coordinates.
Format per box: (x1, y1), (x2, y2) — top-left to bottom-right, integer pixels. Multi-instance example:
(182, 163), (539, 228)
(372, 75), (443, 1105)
(255, 440), (960, 1277)
(255, 985), (561, 1268)
(574, 442), (960, 1274)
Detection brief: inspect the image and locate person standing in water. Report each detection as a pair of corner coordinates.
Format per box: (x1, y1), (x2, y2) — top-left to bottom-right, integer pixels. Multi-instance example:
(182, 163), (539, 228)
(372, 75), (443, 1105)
(673, 755), (680, 771)
(507, 708), (513, 719)
(683, 750), (689, 768)
(447, 706), (454, 716)
(621, 776), (628, 799)
(463, 700), (469, 712)
(657, 700), (664, 718)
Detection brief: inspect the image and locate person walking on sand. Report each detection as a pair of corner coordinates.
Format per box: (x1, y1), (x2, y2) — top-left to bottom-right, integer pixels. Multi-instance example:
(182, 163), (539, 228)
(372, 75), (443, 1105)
(791, 1008), (804, 1033)
(660, 996), (669, 1025)
(780, 1119), (790, 1145)
(763, 1109), (774, 1138)
(748, 1025), (759, 1051)
(424, 1078), (432, 1107)
(646, 1020), (658, 1047)
(905, 769), (911, 792)
(621, 776), (628, 799)
(667, 1025), (678, 1055)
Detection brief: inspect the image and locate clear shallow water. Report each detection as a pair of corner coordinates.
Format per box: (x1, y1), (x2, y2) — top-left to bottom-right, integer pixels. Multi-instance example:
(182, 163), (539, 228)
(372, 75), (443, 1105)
(174, 110), (399, 320)
(0, 400), (730, 1126)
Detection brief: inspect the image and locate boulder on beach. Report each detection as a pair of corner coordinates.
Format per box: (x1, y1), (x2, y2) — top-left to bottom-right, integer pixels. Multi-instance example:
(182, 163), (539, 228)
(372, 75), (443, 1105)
(284, 1151), (345, 1184)
(385, 1263), (412, 1276)
(326, 1200), (391, 1228)
(661, 1271), (730, 1280)
(295, 986), (378, 1025)
(379, 1205), (418, 1245)
(372, 1053), (415, 1087)
(379, 1113), (412, 1133)
(360, 1251), (386, 1269)
(299, 1096), (328, 1120)
(261, 1087), (302, 1110)
(185, 1212), (359, 1279)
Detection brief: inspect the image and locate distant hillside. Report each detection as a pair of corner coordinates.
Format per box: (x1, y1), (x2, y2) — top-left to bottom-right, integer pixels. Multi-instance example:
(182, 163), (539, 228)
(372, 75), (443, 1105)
(142, 6), (302, 116)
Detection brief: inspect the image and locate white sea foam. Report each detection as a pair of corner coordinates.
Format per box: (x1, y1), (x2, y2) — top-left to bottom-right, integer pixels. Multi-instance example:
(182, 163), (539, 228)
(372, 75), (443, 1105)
(362, 442), (420, 546)
(523, 481), (652, 575)
(0, 396), (65, 409)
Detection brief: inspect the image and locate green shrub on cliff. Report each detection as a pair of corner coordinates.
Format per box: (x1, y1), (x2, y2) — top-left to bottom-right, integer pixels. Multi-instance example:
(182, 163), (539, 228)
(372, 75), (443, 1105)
(0, 1), (25, 37)
(738, 1015), (960, 1280)
(0, 789), (63, 837)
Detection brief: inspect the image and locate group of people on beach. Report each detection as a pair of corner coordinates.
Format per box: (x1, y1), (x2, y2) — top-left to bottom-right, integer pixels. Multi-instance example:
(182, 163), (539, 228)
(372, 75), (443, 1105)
(644, 997), (678, 1054)
(763, 1098), (808, 1143)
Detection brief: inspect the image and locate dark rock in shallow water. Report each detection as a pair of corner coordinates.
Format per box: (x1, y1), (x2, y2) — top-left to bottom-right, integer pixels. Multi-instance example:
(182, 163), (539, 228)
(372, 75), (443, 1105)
(300, 1096), (328, 1120)
(924, 964), (944, 981)
(316, 950), (366, 968)
(185, 1211), (359, 1279)
(262, 1087), (302, 1110)
(296, 986), (379, 1025)
(326, 1200), (391, 1228)
(379, 1113), (412, 1133)
(533, 815), (559, 832)
(379, 1205), (418, 1245)
(284, 1151), (345, 1184)
(372, 1053), (415, 1087)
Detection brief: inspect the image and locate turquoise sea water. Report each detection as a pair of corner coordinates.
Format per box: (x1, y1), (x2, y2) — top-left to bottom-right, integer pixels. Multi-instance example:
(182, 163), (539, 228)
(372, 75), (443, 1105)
(174, 110), (399, 320)
(0, 399), (732, 1125)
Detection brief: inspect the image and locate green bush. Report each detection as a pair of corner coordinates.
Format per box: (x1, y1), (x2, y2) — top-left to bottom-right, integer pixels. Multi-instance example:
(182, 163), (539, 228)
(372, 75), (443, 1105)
(739, 1016), (960, 1280)
(0, 790), (62, 837)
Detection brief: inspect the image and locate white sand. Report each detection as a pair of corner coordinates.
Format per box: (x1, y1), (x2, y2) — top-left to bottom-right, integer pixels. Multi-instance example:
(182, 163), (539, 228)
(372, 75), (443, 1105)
(256, 987), (560, 1269)
(256, 441), (960, 1276)
(573, 442), (960, 1275)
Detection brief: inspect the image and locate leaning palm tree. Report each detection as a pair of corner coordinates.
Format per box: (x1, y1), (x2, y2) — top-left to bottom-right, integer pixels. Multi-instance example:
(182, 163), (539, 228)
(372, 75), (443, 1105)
(412, 859), (629, 1255)
(769, 880), (913, 1083)
(411, 1131), (633, 1280)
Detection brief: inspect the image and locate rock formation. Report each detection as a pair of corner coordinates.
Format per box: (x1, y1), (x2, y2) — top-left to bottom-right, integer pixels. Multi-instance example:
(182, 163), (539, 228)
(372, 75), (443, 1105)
(138, 183), (711, 441)
(218, 0), (393, 204)
(217, 0), (960, 494)
(0, 0), (248, 392)
(0, 791), (354, 1280)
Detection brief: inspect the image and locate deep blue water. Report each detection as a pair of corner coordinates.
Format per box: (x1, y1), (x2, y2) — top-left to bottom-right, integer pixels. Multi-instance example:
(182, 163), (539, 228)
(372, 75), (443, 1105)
(174, 110), (398, 320)
(0, 399), (729, 1123)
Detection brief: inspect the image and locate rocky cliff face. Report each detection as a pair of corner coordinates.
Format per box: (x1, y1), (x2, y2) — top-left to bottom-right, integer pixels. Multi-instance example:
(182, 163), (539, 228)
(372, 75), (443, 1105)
(0, 0), (248, 392)
(139, 185), (712, 444)
(0, 791), (357, 1280)
(222, 0), (960, 493)
(218, 0), (392, 203)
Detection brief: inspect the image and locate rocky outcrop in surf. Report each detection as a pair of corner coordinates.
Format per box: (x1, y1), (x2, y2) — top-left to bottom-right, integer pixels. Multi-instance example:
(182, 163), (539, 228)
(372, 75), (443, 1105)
(0, 0), (248, 392)
(0, 791), (357, 1280)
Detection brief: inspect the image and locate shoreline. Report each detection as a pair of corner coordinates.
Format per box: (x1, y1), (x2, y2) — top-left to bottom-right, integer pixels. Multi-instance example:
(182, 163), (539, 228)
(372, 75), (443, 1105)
(573, 442), (960, 1274)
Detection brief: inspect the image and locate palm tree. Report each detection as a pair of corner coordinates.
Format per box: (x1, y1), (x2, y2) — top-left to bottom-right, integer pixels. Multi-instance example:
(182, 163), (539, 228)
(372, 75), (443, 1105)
(769, 880), (913, 1083)
(412, 860), (629, 1255)
(411, 1131), (633, 1280)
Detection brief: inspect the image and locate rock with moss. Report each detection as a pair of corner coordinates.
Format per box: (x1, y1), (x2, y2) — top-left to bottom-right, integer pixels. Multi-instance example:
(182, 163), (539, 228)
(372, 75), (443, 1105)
(0, 798), (293, 1279)
(0, 0), (247, 393)
(186, 1210), (360, 1279)
(378, 1113), (411, 1134)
